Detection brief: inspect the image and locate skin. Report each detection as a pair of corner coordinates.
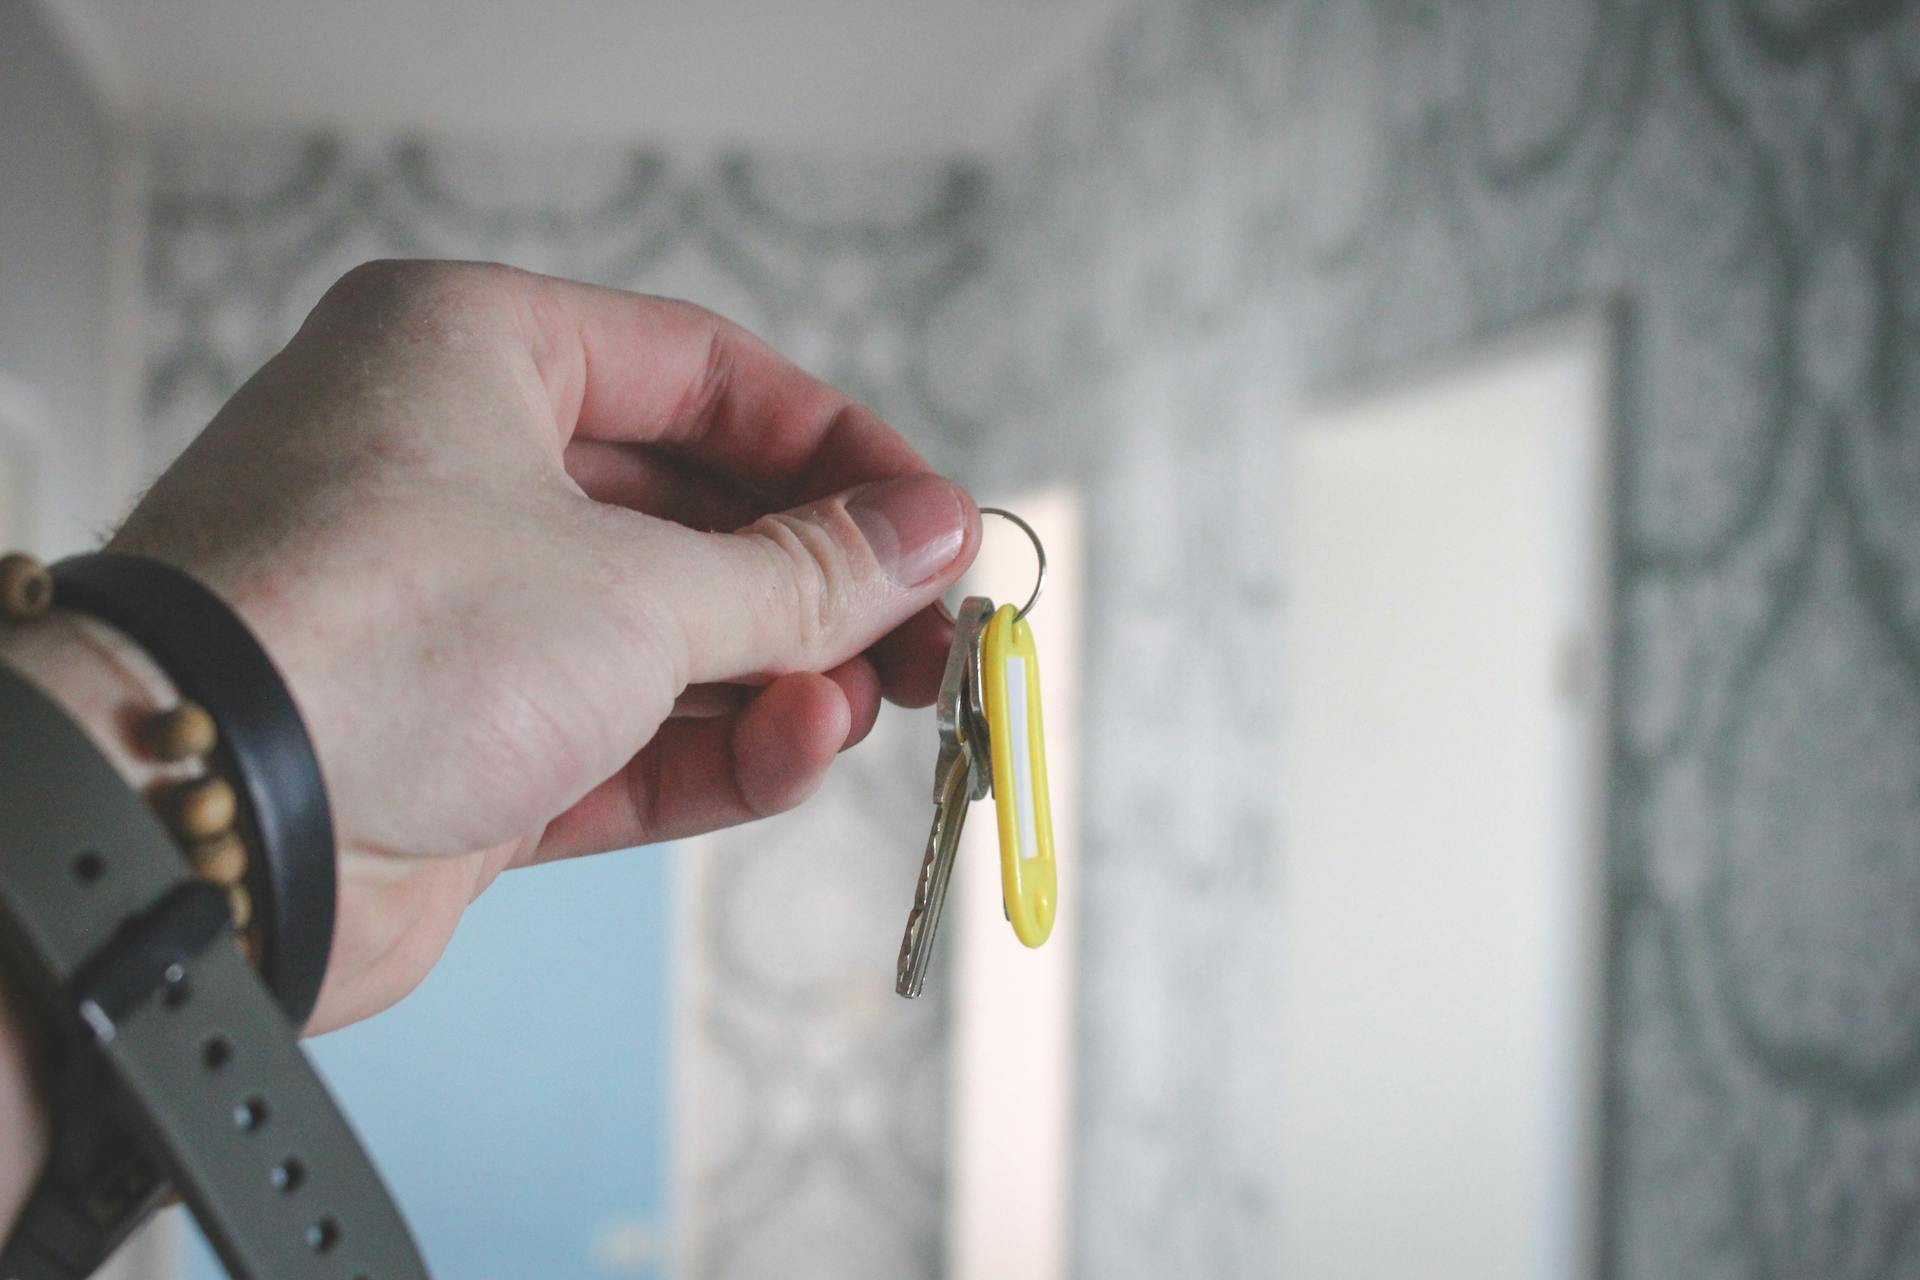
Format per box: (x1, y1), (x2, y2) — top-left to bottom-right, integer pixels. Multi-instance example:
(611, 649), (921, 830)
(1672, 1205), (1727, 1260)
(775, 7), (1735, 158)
(0, 260), (980, 1236)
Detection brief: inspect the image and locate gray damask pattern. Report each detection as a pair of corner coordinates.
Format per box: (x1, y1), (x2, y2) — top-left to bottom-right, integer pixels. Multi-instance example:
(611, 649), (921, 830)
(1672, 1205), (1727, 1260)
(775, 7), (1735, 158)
(982, 1), (1920, 1276)
(675, 721), (952, 1280)
(141, 133), (990, 1280)
(144, 137), (988, 476)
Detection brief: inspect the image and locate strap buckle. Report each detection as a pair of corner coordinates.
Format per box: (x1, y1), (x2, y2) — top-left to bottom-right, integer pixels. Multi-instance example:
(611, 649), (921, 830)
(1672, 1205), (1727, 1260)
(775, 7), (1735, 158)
(73, 881), (233, 1044)
(5, 883), (231, 1276)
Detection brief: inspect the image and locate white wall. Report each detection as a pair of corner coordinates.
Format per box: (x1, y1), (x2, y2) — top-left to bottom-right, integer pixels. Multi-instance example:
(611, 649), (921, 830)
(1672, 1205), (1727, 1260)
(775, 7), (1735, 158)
(0, 0), (126, 553)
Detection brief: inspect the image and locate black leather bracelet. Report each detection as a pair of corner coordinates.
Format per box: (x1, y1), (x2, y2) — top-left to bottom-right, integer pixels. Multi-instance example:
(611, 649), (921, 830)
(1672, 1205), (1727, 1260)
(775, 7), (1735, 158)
(0, 664), (428, 1280)
(49, 553), (336, 1030)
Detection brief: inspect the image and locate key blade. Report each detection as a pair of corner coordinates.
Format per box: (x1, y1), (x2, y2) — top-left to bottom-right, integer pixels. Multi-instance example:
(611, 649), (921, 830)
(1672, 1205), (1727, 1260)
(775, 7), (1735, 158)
(965, 602), (993, 801)
(935, 597), (996, 802)
(896, 749), (974, 998)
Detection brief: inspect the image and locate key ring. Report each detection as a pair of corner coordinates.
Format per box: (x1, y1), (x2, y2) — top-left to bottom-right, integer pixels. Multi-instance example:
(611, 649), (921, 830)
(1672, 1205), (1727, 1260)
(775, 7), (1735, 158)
(978, 507), (1047, 622)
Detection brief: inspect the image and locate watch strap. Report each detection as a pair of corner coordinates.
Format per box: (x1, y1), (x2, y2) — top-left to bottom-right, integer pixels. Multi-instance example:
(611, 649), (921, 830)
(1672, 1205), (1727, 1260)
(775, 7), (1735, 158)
(0, 663), (428, 1280)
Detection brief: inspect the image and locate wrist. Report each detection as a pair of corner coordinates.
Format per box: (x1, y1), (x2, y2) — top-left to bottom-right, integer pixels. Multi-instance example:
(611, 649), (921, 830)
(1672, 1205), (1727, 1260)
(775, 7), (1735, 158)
(0, 614), (182, 791)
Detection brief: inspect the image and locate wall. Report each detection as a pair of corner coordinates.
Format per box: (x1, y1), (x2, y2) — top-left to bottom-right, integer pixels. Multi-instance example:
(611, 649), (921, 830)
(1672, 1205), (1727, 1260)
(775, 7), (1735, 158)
(141, 131), (992, 1279)
(0, 0), (122, 553)
(982, 1), (1920, 1277)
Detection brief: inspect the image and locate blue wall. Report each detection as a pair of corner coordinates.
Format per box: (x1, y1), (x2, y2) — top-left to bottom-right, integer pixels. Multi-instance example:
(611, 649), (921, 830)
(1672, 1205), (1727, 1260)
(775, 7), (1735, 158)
(186, 847), (676, 1279)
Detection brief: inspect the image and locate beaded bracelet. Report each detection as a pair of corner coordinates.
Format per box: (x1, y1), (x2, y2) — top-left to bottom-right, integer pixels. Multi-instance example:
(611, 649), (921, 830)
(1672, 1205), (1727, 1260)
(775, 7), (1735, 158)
(1, 549), (337, 1028)
(0, 553), (259, 952)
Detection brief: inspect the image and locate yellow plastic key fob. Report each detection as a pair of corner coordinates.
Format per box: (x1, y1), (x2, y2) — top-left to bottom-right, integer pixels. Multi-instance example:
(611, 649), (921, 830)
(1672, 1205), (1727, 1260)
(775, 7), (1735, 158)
(981, 602), (1056, 947)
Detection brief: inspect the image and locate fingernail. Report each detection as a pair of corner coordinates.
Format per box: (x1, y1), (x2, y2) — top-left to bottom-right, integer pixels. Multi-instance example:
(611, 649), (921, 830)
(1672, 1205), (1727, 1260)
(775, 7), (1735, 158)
(847, 474), (969, 588)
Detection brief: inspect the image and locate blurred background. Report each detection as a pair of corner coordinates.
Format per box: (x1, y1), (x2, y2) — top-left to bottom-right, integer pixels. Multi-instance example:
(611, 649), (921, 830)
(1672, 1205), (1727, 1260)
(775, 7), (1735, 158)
(4, 1), (1920, 1277)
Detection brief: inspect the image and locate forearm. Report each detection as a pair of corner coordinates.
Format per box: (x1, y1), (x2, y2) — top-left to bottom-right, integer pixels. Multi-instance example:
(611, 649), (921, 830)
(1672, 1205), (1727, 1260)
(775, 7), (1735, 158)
(0, 972), (45, 1240)
(0, 615), (178, 1242)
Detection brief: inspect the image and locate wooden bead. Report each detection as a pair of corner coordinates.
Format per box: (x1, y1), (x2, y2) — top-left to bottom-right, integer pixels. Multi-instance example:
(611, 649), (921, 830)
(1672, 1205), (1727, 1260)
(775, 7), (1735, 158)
(148, 702), (218, 762)
(226, 885), (253, 932)
(171, 777), (237, 839)
(191, 833), (248, 887)
(0, 554), (51, 621)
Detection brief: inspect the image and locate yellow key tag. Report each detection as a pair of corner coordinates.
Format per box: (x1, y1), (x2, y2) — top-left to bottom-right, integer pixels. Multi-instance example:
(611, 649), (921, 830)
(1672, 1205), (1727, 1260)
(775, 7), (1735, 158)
(982, 602), (1057, 947)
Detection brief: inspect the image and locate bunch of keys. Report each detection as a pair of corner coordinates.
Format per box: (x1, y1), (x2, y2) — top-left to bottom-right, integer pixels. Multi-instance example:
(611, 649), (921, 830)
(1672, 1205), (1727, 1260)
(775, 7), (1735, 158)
(896, 508), (1057, 998)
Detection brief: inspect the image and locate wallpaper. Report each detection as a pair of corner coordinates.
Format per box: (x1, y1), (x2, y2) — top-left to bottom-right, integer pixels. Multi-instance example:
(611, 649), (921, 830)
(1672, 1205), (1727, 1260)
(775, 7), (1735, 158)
(142, 134), (991, 1280)
(982, 1), (1920, 1277)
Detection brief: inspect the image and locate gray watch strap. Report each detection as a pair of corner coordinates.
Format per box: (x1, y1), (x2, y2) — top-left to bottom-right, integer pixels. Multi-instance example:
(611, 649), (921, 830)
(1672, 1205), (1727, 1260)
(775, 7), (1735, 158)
(0, 664), (429, 1280)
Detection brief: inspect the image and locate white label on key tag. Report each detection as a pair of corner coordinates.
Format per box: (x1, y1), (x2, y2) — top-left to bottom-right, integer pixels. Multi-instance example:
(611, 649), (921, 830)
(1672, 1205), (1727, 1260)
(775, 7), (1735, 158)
(1007, 657), (1040, 860)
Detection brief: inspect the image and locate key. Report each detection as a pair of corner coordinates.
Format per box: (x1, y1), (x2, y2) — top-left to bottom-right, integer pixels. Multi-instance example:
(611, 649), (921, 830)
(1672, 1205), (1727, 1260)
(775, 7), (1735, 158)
(895, 596), (995, 998)
(896, 747), (972, 999)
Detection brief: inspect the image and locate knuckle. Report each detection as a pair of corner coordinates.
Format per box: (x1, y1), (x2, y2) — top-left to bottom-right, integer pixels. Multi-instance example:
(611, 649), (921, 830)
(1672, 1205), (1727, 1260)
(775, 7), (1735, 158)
(585, 511), (697, 697)
(312, 259), (522, 336)
(656, 296), (740, 341)
(611, 584), (692, 708)
(746, 512), (849, 658)
(320, 258), (447, 307)
(661, 307), (740, 434)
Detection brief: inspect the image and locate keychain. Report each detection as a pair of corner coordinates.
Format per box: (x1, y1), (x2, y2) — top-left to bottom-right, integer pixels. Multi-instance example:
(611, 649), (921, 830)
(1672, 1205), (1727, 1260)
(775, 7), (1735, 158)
(894, 508), (1058, 997)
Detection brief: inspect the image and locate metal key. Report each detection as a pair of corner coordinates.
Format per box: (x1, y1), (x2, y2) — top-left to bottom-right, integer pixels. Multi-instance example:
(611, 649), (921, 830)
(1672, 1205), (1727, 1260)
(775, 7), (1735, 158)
(895, 596), (994, 998)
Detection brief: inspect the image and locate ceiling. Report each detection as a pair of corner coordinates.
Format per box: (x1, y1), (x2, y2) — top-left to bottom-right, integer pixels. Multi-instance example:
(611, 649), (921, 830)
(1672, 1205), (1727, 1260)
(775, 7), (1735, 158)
(38, 0), (1131, 156)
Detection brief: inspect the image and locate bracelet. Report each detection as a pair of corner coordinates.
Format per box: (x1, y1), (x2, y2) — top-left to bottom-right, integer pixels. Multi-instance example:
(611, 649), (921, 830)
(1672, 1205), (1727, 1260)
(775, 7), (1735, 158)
(0, 554), (261, 964)
(46, 553), (336, 1029)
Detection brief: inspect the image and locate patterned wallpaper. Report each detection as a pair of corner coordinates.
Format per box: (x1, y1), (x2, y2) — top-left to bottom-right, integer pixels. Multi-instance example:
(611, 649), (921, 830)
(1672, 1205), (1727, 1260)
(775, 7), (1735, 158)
(142, 134), (992, 1280)
(982, 1), (1920, 1277)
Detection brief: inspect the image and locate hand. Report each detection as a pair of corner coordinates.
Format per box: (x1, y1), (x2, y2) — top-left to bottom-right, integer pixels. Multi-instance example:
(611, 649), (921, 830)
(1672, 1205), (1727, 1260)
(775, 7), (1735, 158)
(109, 260), (980, 1034)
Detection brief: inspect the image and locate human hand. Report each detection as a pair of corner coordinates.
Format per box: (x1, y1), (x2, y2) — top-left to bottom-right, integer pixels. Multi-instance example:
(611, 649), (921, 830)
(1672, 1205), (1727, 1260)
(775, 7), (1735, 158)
(110, 260), (979, 1034)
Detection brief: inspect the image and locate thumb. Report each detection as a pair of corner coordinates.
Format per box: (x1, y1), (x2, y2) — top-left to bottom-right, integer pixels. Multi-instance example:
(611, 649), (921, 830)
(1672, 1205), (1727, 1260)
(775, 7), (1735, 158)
(663, 473), (978, 685)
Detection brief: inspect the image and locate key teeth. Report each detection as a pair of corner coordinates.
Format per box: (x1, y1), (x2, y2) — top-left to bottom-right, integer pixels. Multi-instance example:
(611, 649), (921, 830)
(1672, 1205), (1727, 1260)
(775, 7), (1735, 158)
(897, 862), (936, 988)
(896, 824), (941, 998)
(896, 911), (935, 998)
(897, 753), (973, 999)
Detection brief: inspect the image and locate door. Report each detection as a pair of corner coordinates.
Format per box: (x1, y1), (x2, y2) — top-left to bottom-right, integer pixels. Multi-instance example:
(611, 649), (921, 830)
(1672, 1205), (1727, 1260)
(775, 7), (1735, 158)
(1281, 313), (1613, 1280)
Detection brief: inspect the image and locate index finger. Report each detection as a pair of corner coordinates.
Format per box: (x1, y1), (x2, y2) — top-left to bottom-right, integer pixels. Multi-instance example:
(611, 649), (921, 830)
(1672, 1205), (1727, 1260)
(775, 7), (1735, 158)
(519, 271), (929, 500)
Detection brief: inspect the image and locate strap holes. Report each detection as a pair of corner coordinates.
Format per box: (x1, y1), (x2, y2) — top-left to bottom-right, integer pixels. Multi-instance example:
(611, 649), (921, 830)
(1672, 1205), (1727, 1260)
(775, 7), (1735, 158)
(234, 1097), (269, 1133)
(200, 1035), (232, 1071)
(306, 1216), (340, 1253)
(269, 1157), (305, 1193)
(73, 851), (106, 884)
(161, 963), (191, 1010)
